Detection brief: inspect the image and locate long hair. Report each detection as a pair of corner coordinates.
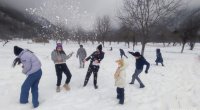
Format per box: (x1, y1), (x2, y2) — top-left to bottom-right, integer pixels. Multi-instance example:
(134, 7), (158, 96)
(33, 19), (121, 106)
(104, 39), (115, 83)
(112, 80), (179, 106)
(56, 49), (66, 55)
(12, 49), (33, 68)
(12, 58), (21, 68)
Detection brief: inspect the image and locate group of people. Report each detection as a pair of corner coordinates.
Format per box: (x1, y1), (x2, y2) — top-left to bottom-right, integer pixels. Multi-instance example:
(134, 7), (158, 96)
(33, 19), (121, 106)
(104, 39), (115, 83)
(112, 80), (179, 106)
(12, 43), (164, 108)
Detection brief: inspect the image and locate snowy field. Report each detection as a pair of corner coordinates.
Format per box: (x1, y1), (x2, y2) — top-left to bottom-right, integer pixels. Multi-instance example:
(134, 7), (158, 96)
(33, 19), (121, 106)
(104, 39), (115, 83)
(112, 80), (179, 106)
(0, 40), (200, 110)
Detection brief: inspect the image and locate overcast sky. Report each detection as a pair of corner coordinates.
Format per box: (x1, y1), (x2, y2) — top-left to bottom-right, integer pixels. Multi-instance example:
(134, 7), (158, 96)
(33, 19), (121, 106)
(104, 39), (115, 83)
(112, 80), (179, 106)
(1, 0), (200, 29)
(0, 0), (122, 15)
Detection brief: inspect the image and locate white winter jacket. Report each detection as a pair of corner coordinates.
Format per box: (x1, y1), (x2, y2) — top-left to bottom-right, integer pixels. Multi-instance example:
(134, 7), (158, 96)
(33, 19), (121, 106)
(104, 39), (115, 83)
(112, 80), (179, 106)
(114, 62), (127, 88)
(18, 50), (41, 76)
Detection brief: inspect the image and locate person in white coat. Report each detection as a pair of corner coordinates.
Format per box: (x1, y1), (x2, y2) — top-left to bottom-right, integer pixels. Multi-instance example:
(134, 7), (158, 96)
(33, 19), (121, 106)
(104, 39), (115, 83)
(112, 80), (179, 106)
(114, 59), (127, 104)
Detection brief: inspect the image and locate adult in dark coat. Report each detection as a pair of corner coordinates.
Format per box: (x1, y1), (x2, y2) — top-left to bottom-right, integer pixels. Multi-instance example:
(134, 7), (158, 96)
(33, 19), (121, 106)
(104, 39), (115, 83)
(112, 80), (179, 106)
(119, 49), (128, 59)
(128, 51), (150, 88)
(83, 45), (105, 89)
(155, 49), (164, 66)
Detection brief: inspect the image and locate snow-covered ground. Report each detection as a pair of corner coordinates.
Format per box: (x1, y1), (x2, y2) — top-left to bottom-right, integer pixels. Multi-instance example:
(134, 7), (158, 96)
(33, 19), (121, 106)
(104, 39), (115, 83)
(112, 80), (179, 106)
(0, 40), (200, 110)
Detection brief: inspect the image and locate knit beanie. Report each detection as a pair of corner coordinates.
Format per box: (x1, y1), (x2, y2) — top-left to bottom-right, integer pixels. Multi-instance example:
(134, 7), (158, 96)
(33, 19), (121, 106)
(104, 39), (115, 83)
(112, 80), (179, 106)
(97, 44), (102, 51)
(56, 43), (63, 49)
(14, 46), (23, 56)
(133, 52), (141, 57)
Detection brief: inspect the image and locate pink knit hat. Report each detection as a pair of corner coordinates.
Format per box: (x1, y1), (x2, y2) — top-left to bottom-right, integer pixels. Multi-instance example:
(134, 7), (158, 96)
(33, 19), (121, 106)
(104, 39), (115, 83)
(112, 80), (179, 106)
(56, 43), (63, 49)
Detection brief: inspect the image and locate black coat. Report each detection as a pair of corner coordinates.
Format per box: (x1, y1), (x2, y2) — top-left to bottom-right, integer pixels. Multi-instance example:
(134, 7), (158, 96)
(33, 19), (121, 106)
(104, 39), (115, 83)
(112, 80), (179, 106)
(86, 51), (105, 65)
(155, 52), (163, 63)
(120, 49), (125, 55)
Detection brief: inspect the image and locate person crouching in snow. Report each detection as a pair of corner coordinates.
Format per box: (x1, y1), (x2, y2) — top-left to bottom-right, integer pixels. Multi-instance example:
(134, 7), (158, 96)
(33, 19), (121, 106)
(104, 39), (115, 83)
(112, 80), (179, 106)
(51, 43), (73, 92)
(128, 52), (150, 88)
(155, 49), (164, 66)
(83, 44), (104, 89)
(12, 46), (42, 108)
(114, 59), (127, 104)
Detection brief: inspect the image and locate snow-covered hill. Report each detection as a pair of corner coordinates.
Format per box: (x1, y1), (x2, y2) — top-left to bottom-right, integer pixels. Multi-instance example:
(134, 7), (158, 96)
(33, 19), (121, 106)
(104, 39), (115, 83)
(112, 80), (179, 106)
(0, 40), (200, 110)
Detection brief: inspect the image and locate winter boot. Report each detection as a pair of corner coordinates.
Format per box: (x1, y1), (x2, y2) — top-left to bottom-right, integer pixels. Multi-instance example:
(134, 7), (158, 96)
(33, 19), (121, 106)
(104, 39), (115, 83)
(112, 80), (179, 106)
(63, 84), (70, 91)
(129, 82), (134, 84)
(94, 85), (98, 89)
(117, 95), (120, 99)
(56, 86), (61, 92)
(83, 80), (88, 87)
(119, 101), (124, 105)
(156, 62), (158, 66)
(140, 84), (145, 88)
(119, 98), (124, 104)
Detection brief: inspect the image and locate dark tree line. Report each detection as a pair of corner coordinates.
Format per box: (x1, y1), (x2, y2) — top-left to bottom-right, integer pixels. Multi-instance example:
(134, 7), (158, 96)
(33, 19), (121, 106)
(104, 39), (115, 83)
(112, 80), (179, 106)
(1, 1), (200, 54)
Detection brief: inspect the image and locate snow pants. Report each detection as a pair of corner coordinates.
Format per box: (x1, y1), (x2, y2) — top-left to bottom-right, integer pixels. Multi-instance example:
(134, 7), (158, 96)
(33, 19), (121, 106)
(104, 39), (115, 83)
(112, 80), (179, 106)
(55, 63), (72, 86)
(84, 65), (99, 86)
(116, 87), (125, 104)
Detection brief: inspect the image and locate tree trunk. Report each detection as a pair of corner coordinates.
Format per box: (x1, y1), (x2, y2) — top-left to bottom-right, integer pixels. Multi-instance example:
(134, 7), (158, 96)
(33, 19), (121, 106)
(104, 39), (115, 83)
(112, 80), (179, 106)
(141, 42), (146, 55)
(133, 42), (135, 51)
(163, 42), (165, 47)
(78, 39), (80, 45)
(167, 42), (171, 46)
(173, 42), (176, 46)
(181, 42), (186, 53)
(127, 42), (130, 48)
(102, 41), (105, 47)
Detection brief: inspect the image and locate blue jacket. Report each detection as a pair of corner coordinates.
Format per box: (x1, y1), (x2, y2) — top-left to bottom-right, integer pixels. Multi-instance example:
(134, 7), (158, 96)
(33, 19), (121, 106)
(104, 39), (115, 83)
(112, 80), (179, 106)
(135, 56), (150, 72)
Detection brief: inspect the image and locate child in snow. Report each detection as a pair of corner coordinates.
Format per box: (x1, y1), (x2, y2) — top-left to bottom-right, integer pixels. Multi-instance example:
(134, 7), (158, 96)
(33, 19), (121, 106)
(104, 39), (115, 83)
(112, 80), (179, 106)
(155, 49), (164, 66)
(12, 46), (42, 108)
(51, 43), (73, 92)
(110, 47), (113, 51)
(83, 44), (105, 89)
(119, 49), (128, 59)
(128, 52), (150, 88)
(114, 59), (127, 104)
(76, 45), (87, 68)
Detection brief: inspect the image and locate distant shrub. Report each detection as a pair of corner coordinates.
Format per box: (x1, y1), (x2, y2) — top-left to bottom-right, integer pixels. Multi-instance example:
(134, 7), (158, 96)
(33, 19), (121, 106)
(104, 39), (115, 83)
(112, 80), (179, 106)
(32, 38), (49, 43)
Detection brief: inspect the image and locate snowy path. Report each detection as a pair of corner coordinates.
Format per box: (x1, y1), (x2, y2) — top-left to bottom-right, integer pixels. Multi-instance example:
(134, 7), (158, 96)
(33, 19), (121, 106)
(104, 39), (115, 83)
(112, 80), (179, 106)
(0, 41), (200, 110)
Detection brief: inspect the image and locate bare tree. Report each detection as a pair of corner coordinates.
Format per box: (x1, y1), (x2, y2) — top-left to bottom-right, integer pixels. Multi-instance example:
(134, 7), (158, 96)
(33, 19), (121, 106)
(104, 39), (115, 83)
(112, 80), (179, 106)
(173, 8), (200, 53)
(95, 15), (111, 47)
(119, 0), (181, 55)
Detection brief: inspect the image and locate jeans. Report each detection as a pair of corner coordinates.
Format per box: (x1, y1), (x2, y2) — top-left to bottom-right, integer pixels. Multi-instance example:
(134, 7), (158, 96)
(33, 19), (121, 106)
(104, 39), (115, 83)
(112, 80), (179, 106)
(20, 69), (42, 108)
(131, 69), (144, 86)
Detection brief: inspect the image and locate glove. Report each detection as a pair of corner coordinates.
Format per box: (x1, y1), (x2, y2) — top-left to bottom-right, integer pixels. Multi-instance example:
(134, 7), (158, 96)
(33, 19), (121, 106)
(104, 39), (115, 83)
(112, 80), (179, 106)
(128, 51), (134, 55)
(83, 59), (87, 63)
(145, 70), (148, 74)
